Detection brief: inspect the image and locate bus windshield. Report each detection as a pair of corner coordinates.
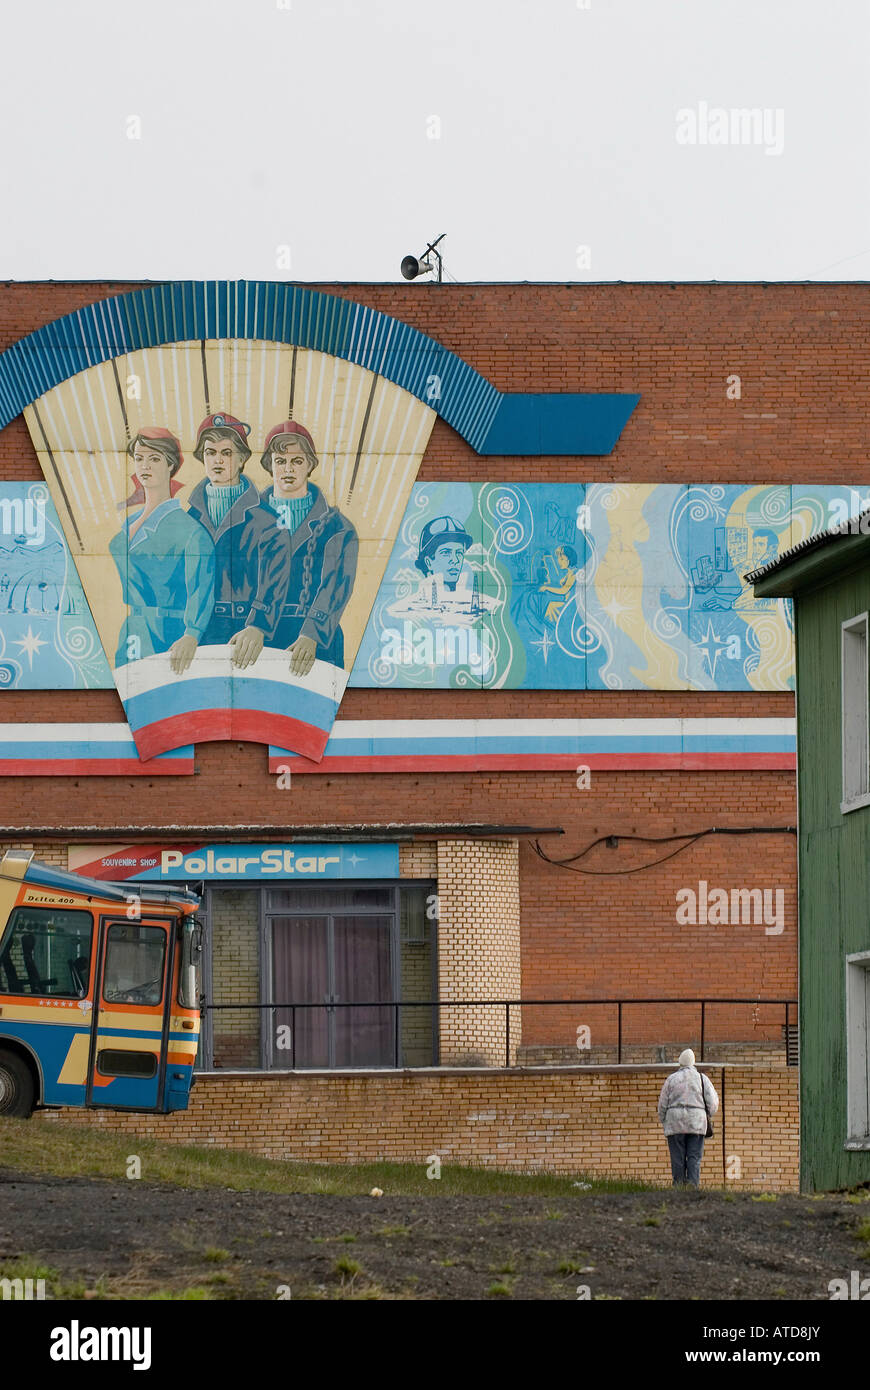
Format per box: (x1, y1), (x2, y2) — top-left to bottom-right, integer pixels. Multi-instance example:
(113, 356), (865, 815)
(178, 916), (202, 1010)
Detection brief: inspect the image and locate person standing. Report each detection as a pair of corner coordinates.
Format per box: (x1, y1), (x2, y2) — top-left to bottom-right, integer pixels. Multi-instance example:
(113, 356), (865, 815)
(657, 1048), (719, 1188)
(186, 413), (291, 667)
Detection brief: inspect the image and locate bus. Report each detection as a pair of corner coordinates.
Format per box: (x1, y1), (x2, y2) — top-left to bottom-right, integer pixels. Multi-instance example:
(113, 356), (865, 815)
(0, 850), (203, 1118)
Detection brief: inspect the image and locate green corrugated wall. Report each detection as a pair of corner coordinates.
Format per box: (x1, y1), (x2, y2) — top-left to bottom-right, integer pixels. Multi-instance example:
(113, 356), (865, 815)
(797, 567), (870, 1190)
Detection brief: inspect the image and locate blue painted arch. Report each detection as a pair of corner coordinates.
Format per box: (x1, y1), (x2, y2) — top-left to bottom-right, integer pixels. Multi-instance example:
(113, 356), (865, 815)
(0, 281), (638, 455)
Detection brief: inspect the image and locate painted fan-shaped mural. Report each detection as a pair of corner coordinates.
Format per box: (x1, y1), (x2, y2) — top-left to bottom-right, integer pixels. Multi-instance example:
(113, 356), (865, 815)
(24, 342), (435, 760)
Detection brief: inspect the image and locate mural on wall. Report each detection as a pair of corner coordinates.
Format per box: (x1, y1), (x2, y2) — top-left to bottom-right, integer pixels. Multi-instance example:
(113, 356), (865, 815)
(351, 482), (861, 690)
(22, 344), (436, 758)
(1, 476), (862, 703)
(0, 482), (109, 689)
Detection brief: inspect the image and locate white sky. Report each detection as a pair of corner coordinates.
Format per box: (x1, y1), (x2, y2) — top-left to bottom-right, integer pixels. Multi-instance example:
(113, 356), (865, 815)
(1, 0), (868, 282)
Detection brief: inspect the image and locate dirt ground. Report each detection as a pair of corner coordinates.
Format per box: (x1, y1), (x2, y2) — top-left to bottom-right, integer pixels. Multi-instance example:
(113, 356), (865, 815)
(1, 1170), (868, 1300)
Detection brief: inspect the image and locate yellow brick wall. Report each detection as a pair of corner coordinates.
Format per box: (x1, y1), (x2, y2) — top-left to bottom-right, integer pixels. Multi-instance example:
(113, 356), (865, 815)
(0, 841), (67, 867)
(41, 1065), (800, 1191)
(519, 1042), (792, 1067)
(436, 839), (521, 1065)
(210, 888), (259, 1068)
(399, 843), (437, 878)
(400, 941), (434, 1064)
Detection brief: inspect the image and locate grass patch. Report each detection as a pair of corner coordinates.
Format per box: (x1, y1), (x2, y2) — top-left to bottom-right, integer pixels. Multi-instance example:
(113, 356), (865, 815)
(1, 1119), (657, 1198)
(855, 1218), (870, 1249)
(486, 1280), (513, 1297)
(568, 1172), (662, 1193)
(751, 1193), (778, 1203)
(0, 1258), (59, 1284)
(203, 1248), (230, 1264)
(145, 1287), (213, 1301)
(0, 1257), (226, 1302)
(331, 1280), (407, 1301)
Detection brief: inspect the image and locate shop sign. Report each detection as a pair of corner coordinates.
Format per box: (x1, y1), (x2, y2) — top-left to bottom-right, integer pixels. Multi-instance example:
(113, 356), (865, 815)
(69, 842), (399, 881)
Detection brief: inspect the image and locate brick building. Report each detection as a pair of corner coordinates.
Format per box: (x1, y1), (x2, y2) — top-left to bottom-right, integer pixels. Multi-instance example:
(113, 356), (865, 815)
(0, 279), (863, 1178)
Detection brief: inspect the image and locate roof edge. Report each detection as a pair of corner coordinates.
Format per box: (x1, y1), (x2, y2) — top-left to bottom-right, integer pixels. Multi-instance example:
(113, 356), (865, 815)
(749, 518), (870, 596)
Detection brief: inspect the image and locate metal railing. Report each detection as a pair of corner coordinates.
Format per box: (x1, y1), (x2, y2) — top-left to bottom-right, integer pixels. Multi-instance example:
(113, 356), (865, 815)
(202, 997), (798, 1070)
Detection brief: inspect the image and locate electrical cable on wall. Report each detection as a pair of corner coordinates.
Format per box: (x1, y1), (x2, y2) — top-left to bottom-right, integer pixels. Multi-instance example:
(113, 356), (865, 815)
(531, 825), (797, 876)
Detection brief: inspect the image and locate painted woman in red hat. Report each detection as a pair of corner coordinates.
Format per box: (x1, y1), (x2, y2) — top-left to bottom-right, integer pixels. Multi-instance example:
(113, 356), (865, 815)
(260, 422), (358, 675)
(109, 428), (216, 674)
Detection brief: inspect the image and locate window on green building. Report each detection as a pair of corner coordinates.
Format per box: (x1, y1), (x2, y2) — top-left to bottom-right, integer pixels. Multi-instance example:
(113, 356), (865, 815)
(841, 614), (869, 811)
(846, 952), (870, 1145)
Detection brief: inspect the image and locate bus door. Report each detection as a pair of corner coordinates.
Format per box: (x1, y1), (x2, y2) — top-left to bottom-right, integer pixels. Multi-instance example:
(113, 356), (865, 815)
(86, 915), (175, 1111)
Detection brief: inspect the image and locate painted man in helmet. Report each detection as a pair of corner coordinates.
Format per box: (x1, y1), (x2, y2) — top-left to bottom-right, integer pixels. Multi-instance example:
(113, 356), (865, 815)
(260, 421), (358, 676)
(414, 516), (474, 594)
(187, 413), (292, 667)
(384, 514), (499, 621)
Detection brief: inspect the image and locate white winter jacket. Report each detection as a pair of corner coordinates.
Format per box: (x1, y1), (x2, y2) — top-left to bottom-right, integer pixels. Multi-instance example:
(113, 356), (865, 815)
(657, 1064), (719, 1137)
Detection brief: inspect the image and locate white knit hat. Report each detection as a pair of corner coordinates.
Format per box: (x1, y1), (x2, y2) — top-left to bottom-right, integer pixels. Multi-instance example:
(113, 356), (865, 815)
(678, 1048), (695, 1066)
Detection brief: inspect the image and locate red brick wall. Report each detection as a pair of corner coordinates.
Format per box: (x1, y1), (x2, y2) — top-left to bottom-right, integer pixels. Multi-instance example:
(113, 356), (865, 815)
(39, 1065), (799, 1191)
(1, 280), (846, 1025)
(0, 770), (797, 1038)
(3, 281), (869, 483)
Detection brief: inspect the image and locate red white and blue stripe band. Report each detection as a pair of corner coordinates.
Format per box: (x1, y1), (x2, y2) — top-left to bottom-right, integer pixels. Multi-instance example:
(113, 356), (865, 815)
(0, 718), (795, 777)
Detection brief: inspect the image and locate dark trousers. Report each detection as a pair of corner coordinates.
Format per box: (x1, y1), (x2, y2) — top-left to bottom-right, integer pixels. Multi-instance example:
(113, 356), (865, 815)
(667, 1132), (705, 1187)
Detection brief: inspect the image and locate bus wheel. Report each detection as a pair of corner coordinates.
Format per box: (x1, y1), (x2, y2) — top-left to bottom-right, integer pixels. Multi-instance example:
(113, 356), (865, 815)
(0, 1050), (34, 1118)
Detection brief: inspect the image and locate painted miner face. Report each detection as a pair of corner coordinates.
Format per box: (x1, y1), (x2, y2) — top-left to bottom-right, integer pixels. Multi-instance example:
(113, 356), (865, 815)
(426, 541), (466, 588)
(203, 437), (245, 487)
(272, 444), (314, 499)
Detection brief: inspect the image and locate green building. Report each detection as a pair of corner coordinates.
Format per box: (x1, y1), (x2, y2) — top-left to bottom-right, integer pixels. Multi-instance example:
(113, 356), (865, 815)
(751, 516), (870, 1191)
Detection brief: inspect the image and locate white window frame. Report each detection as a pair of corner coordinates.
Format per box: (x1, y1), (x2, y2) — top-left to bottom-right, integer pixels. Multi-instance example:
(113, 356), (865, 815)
(840, 613), (870, 813)
(845, 951), (870, 1149)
